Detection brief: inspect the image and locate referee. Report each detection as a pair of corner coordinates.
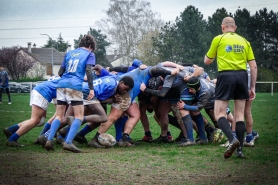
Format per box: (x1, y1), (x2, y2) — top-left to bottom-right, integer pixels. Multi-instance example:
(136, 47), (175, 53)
(204, 17), (257, 158)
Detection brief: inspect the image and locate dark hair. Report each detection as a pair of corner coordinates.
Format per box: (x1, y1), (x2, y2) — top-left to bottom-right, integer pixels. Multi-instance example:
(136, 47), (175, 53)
(120, 76), (134, 89)
(79, 34), (96, 51)
(148, 76), (163, 90)
(187, 76), (200, 91)
(0, 63), (4, 67)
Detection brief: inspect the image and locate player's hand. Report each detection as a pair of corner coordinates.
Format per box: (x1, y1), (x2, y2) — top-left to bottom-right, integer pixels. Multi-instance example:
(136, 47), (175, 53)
(178, 65), (185, 71)
(139, 64), (147, 69)
(171, 67), (179, 75)
(140, 82), (146, 91)
(87, 90), (95, 100)
(113, 94), (123, 103)
(176, 100), (185, 110)
(106, 67), (110, 71)
(184, 75), (191, 82)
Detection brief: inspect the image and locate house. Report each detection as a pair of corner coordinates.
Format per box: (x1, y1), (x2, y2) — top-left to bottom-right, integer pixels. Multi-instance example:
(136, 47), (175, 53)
(23, 42), (70, 78)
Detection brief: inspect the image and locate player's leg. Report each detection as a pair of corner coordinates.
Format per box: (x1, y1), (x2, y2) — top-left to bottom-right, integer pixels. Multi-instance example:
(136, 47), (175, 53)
(190, 111), (207, 144)
(0, 87), (3, 103)
(6, 89), (49, 147)
(116, 102), (140, 146)
(5, 87), (11, 104)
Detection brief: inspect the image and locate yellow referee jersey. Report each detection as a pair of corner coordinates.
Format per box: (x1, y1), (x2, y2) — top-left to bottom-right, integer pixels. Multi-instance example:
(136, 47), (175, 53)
(206, 32), (255, 71)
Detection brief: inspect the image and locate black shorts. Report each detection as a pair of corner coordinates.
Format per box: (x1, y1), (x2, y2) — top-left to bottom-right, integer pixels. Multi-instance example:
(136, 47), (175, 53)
(215, 70), (249, 100)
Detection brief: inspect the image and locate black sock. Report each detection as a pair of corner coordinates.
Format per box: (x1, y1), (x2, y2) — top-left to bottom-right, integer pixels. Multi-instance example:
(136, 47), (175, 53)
(236, 121), (245, 148)
(205, 122), (216, 133)
(93, 132), (100, 140)
(168, 114), (181, 130)
(218, 117), (234, 142)
(167, 131), (171, 136)
(145, 131), (152, 137)
(122, 133), (129, 142)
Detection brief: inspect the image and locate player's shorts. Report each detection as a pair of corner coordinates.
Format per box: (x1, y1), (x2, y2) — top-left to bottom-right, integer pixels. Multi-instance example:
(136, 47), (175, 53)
(57, 88), (83, 104)
(112, 92), (131, 111)
(215, 70), (249, 100)
(30, 90), (49, 110)
(83, 97), (100, 105)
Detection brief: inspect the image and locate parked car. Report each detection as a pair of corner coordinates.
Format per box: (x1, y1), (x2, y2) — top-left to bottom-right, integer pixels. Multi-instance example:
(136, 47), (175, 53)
(20, 82), (36, 90)
(9, 82), (30, 93)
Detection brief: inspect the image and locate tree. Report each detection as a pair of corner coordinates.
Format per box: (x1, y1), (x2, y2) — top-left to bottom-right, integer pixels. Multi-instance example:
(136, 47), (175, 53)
(0, 46), (35, 80)
(233, 8), (251, 39)
(96, 0), (163, 58)
(137, 29), (160, 65)
(249, 8), (278, 68)
(74, 28), (112, 67)
(207, 8), (231, 38)
(43, 33), (69, 52)
(153, 6), (210, 66)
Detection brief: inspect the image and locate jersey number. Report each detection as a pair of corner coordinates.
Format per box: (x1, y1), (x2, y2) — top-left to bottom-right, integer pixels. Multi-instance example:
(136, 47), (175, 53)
(68, 59), (79, 72)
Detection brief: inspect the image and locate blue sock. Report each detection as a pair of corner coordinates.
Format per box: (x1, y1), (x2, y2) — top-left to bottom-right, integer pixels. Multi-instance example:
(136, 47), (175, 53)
(48, 119), (60, 141)
(8, 124), (19, 134)
(182, 115), (194, 141)
(114, 116), (128, 141)
(246, 133), (253, 142)
(232, 131), (237, 139)
(83, 116), (86, 124)
(192, 114), (207, 140)
(252, 130), (258, 137)
(9, 133), (20, 141)
(65, 118), (82, 144)
(78, 125), (92, 137)
(40, 123), (51, 135)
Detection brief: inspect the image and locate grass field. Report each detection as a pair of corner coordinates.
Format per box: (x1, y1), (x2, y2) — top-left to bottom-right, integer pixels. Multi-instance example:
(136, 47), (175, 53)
(0, 93), (277, 185)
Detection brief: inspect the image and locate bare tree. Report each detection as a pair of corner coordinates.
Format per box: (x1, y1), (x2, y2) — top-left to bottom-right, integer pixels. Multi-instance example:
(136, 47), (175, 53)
(0, 46), (35, 80)
(137, 29), (160, 65)
(96, 0), (163, 59)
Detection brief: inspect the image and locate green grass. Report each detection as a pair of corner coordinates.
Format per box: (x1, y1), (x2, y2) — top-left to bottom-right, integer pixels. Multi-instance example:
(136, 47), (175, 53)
(0, 93), (278, 184)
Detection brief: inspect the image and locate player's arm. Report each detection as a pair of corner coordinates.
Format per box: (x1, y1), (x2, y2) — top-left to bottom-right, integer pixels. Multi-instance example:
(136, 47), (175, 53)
(108, 66), (129, 73)
(149, 66), (177, 77)
(177, 92), (209, 111)
(58, 67), (65, 77)
(141, 84), (170, 97)
(86, 64), (94, 100)
(161, 61), (184, 70)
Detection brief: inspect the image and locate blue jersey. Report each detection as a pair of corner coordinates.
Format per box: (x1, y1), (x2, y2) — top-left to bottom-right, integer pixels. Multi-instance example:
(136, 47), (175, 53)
(34, 77), (61, 102)
(0, 70), (9, 88)
(118, 67), (152, 102)
(83, 76), (118, 101)
(58, 48), (95, 91)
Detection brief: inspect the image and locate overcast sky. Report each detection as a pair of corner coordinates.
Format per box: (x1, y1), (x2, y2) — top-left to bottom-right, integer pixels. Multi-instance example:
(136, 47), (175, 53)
(0, 0), (277, 51)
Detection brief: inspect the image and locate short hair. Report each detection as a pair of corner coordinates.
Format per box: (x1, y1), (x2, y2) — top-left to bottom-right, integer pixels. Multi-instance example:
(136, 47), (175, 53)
(222, 17), (236, 28)
(120, 76), (134, 89)
(79, 34), (96, 51)
(148, 76), (163, 90)
(187, 76), (201, 91)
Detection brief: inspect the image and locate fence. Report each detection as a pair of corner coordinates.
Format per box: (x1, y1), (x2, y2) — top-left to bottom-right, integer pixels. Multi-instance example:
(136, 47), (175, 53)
(256, 82), (278, 96)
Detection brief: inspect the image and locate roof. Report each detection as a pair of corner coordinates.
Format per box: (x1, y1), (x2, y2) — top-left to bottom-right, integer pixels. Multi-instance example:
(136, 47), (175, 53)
(22, 48), (64, 65)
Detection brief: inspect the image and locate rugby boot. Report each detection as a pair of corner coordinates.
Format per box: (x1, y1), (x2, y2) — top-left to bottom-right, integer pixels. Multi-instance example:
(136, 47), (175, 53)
(63, 143), (82, 153)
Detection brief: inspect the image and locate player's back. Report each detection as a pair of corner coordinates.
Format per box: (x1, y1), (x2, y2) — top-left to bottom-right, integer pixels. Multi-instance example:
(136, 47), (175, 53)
(34, 77), (61, 102)
(58, 48), (91, 91)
